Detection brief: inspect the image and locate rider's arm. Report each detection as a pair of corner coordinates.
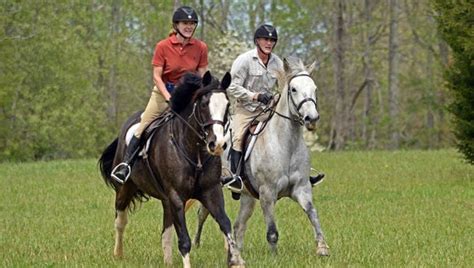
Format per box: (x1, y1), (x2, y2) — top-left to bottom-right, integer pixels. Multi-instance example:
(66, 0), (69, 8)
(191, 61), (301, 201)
(153, 66), (171, 101)
(197, 42), (209, 77)
(197, 66), (208, 77)
(228, 55), (258, 102)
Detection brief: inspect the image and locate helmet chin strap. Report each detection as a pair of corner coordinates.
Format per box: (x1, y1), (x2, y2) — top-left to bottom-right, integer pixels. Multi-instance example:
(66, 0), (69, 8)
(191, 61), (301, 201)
(256, 42), (272, 56)
(174, 24), (196, 41)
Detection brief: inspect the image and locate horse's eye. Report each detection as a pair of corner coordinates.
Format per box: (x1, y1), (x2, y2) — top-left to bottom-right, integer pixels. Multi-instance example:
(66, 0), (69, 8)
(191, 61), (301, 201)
(291, 87), (297, 93)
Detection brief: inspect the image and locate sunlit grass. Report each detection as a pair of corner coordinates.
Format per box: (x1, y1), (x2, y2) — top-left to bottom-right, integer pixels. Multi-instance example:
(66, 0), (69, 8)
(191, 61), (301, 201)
(1, 150), (472, 267)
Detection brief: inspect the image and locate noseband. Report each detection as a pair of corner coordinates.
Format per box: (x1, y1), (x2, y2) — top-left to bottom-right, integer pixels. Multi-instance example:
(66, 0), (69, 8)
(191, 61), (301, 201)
(286, 73), (318, 125)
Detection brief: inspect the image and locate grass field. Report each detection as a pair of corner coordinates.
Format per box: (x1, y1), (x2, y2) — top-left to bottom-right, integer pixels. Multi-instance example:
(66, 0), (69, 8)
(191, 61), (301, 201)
(1, 149), (473, 267)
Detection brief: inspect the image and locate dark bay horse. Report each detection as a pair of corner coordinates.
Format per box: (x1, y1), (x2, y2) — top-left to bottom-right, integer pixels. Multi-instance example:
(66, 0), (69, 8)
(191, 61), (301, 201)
(99, 72), (245, 268)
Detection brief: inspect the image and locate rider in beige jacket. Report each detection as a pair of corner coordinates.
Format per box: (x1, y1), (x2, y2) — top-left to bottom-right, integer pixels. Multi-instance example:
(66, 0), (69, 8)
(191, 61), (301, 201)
(222, 24), (324, 199)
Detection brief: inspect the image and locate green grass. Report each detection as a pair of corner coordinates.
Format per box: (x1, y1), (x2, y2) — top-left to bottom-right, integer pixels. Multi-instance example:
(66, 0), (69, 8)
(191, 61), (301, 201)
(1, 150), (473, 267)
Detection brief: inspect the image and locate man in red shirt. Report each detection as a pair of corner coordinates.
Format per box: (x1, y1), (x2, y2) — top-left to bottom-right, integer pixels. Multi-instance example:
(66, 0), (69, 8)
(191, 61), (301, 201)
(112, 6), (208, 183)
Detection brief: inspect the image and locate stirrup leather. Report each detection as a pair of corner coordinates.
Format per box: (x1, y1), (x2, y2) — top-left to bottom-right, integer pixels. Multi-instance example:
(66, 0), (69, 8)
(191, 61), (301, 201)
(222, 174), (243, 193)
(111, 162), (131, 184)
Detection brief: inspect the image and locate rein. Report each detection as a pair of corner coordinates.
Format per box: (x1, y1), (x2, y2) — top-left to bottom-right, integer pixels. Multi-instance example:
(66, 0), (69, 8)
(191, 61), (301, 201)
(169, 90), (228, 175)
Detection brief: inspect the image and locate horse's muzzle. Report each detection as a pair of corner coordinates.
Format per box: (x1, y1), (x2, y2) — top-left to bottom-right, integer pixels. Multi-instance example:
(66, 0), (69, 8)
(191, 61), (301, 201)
(304, 114), (319, 131)
(207, 140), (226, 156)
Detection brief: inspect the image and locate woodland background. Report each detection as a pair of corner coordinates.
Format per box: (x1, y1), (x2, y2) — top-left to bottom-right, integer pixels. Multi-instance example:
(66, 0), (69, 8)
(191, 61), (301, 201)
(0, 0), (465, 161)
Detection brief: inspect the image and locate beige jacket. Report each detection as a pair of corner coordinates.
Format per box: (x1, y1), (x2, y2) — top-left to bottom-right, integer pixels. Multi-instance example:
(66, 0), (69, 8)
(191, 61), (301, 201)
(228, 48), (283, 112)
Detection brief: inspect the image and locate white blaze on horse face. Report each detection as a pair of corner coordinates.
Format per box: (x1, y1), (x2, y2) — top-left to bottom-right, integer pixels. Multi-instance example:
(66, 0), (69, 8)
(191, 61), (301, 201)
(209, 92), (228, 153)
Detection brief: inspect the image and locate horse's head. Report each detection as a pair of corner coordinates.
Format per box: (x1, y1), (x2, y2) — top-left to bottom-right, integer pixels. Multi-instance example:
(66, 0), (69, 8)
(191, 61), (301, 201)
(192, 71), (231, 156)
(283, 56), (320, 131)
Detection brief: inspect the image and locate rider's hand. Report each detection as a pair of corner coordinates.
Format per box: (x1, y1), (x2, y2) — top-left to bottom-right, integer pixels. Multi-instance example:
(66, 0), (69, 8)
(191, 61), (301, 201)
(257, 92), (273, 105)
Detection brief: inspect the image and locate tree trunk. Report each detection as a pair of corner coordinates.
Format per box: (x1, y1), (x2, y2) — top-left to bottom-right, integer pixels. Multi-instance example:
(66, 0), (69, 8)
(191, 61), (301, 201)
(330, 0), (347, 150)
(388, 0), (400, 149)
(173, 0), (181, 10)
(363, 0), (377, 148)
(107, 0), (121, 125)
(199, 0), (205, 40)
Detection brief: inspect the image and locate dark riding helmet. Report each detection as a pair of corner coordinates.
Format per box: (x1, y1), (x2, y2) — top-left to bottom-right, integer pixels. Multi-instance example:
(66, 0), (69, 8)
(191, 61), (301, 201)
(254, 24), (278, 42)
(172, 6), (199, 24)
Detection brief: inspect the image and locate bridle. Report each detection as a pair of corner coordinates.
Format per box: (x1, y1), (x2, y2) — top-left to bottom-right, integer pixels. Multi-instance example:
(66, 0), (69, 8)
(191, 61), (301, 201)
(273, 73), (318, 126)
(169, 89), (229, 174)
(172, 89), (229, 145)
(248, 73), (318, 136)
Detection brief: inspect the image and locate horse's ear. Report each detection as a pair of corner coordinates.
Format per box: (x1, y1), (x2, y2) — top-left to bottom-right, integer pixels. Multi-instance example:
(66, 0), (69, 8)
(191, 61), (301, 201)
(220, 72), (231, 90)
(283, 58), (291, 72)
(203, 71), (212, 86)
(306, 60), (320, 74)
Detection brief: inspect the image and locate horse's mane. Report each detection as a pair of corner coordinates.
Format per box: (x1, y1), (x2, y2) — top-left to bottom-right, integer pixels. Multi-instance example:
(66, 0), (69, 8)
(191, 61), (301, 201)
(276, 56), (309, 92)
(170, 72), (202, 112)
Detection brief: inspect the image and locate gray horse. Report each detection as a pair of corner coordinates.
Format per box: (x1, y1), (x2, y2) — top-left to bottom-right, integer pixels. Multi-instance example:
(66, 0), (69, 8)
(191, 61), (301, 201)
(193, 56), (330, 256)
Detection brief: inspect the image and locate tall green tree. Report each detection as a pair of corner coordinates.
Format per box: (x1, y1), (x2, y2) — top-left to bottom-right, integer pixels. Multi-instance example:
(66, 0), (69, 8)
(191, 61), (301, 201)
(432, 0), (474, 164)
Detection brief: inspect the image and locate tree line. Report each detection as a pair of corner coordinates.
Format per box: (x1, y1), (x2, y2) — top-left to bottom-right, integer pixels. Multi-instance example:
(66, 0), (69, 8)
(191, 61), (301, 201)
(0, 0), (465, 161)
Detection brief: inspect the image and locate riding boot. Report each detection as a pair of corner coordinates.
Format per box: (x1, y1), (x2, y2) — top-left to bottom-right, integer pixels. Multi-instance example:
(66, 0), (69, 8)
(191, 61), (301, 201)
(221, 149), (243, 200)
(310, 172), (325, 186)
(111, 136), (140, 184)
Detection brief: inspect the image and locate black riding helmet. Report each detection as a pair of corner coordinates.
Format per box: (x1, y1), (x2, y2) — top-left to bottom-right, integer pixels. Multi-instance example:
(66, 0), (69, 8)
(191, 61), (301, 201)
(254, 24), (278, 44)
(254, 24), (278, 55)
(172, 6), (199, 24)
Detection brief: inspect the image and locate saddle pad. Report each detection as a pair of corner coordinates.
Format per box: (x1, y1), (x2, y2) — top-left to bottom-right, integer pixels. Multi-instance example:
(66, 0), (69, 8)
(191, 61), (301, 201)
(125, 123), (155, 158)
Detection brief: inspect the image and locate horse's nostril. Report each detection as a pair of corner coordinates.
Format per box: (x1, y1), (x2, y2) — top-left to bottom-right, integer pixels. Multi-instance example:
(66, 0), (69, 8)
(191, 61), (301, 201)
(304, 116), (311, 122)
(208, 141), (216, 151)
(222, 142), (228, 151)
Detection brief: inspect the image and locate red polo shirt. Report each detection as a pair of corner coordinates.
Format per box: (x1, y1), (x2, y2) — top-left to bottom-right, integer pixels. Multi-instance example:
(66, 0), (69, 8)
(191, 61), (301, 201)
(152, 33), (208, 84)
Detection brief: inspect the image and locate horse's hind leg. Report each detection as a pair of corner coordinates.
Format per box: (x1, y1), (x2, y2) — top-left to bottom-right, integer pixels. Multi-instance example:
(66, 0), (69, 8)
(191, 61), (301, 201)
(199, 187), (245, 267)
(161, 200), (174, 265)
(233, 194), (256, 251)
(114, 181), (138, 257)
(292, 188), (330, 256)
(192, 203), (210, 247)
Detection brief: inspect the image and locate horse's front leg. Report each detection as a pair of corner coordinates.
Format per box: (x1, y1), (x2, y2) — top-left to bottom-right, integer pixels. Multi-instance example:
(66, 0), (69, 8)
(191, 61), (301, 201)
(259, 187), (279, 254)
(113, 181), (138, 258)
(161, 200), (174, 265)
(199, 186), (245, 268)
(292, 187), (330, 256)
(168, 191), (192, 268)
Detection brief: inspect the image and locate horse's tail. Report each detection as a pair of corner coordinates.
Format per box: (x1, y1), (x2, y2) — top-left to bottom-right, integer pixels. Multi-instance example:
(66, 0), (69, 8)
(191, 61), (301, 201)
(98, 138), (120, 192)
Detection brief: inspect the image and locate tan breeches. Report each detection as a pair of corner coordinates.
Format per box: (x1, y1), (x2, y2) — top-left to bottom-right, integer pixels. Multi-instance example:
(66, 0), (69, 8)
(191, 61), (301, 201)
(134, 86), (168, 138)
(231, 106), (269, 152)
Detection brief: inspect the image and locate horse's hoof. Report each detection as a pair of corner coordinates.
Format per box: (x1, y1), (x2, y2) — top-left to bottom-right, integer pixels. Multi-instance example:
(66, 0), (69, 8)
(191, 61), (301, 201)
(229, 255), (245, 268)
(113, 252), (124, 259)
(316, 246), (330, 256)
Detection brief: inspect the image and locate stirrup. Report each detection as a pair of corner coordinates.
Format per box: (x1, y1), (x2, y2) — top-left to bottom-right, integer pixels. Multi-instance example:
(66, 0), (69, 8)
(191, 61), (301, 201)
(111, 162), (131, 184)
(310, 168), (325, 186)
(222, 174), (243, 193)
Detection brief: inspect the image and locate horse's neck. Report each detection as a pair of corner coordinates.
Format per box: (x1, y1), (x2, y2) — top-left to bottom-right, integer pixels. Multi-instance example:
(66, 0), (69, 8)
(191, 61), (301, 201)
(173, 111), (202, 150)
(266, 88), (304, 144)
